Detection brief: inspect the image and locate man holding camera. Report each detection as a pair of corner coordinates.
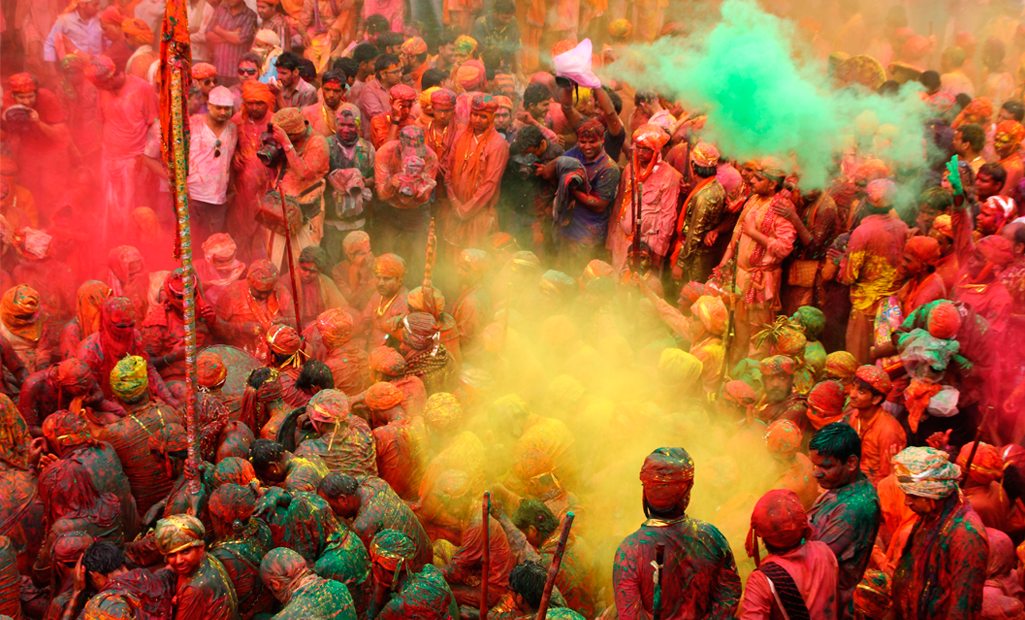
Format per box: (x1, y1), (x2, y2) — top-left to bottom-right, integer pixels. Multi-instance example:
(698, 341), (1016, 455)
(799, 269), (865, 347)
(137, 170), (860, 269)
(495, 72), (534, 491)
(266, 107), (329, 269)
(229, 80), (277, 259)
(1, 73), (68, 215)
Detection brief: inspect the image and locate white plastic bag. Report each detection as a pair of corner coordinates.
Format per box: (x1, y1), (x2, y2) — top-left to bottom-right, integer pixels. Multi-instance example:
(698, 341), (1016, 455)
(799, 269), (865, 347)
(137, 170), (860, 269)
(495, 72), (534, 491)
(552, 39), (602, 90)
(927, 386), (960, 418)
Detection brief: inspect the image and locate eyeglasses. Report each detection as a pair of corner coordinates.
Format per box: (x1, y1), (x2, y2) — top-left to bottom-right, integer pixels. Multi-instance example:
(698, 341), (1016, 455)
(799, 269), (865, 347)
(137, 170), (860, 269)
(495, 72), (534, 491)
(238, 67), (258, 75)
(214, 139), (222, 158)
(202, 78), (218, 86)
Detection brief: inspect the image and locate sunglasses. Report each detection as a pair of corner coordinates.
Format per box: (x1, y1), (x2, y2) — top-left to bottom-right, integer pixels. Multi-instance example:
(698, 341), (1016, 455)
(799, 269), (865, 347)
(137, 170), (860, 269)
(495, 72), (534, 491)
(202, 78), (218, 86)
(238, 67), (258, 76)
(214, 139), (222, 158)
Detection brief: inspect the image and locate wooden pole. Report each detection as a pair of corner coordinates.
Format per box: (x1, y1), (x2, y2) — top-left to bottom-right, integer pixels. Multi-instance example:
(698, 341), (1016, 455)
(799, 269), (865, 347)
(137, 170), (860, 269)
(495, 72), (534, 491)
(534, 512), (575, 620)
(481, 491), (491, 620)
(276, 185), (304, 334)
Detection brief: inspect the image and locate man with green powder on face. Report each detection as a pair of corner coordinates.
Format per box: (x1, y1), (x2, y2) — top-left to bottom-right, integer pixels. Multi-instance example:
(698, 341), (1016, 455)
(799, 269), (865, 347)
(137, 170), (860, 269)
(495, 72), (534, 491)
(807, 422), (880, 620)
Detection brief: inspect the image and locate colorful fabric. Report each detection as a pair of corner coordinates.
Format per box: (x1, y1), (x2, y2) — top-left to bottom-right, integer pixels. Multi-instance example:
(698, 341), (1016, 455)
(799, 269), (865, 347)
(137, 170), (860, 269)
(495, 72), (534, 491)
(374, 254), (407, 279)
(996, 120), (1025, 150)
(155, 514), (206, 555)
(927, 301), (962, 339)
(691, 296), (728, 336)
(639, 447), (695, 510)
(0, 395), (29, 470)
(893, 446), (962, 499)
(976, 235), (1015, 270)
(274, 107), (306, 134)
(957, 442), (1005, 485)
(198, 350), (228, 388)
(367, 382), (404, 412)
(1, 284), (41, 342)
(751, 489), (810, 549)
(317, 308), (355, 349)
(759, 355), (796, 376)
(455, 60), (486, 91)
(765, 419), (803, 459)
(905, 236), (942, 266)
(806, 380), (847, 429)
(692, 142), (720, 167)
(307, 389), (350, 425)
(110, 355), (148, 400)
(855, 364), (892, 395)
(208, 483), (257, 525)
(8, 73), (37, 93)
(369, 528), (416, 571)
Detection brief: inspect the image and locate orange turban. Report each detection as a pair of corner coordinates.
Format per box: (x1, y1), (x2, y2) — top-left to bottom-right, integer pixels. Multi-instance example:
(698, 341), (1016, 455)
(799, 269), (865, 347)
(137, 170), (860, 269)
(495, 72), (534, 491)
(242, 80), (275, 109)
(1, 284), (41, 342)
(366, 382), (404, 412)
(957, 441), (1005, 485)
(455, 60), (486, 92)
(121, 18), (153, 48)
(8, 73), (37, 93)
(824, 351), (858, 379)
(197, 350), (227, 388)
(904, 236), (941, 266)
(373, 253), (406, 279)
(928, 301), (962, 339)
(317, 308), (355, 349)
(807, 380), (847, 429)
(191, 62), (218, 80)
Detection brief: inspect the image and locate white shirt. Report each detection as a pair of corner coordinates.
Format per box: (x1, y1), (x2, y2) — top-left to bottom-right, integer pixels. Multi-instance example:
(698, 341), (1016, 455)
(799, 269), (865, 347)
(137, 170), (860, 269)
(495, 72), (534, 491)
(187, 114), (238, 204)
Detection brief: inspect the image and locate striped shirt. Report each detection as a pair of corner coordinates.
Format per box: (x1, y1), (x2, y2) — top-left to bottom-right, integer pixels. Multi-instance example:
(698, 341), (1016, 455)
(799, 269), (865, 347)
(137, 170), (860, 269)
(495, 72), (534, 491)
(205, 3), (257, 79)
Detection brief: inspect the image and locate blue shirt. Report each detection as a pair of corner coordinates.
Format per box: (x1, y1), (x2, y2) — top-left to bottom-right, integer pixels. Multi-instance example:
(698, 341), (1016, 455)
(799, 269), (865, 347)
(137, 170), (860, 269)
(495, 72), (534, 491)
(559, 145), (622, 245)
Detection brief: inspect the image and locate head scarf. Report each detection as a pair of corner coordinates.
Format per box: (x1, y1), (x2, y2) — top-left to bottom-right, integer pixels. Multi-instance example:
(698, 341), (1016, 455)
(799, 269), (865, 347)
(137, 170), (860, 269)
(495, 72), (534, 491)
(852, 159), (890, 186)
(274, 107), (306, 134)
(824, 351), (858, 379)
(403, 312), (440, 351)
(323, 98), (358, 130)
(419, 86), (439, 111)
(121, 18), (153, 48)
(85, 56), (116, 84)
(996, 120), (1025, 150)
(247, 260), (279, 293)
(866, 178), (897, 208)
(155, 514), (205, 555)
(932, 214), (954, 239)
(854, 570), (892, 619)
(208, 483), (257, 528)
(657, 349), (702, 388)
(459, 249), (490, 277)
(774, 327), (807, 357)
(953, 97), (993, 128)
(53, 531), (94, 563)
(254, 28), (281, 46)
(855, 364), (892, 396)
(471, 93), (498, 117)
(75, 280), (112, 341)
(956, 441), (1004, 485)
(197, 350), (227, 388)
(212, 457), (259, 489)
(99, 5), (124, 24)
(455, 60), (486, 92)
(806, 380), (847, 429)
(759, 355), (795, 377)
(343, 230), (371, 257)
(976, 234), (1015, 270)
(307, 389), (350, 426)
(8, 73), (37, 93)
(430, 88), (457, 110)
(390, 84), (416, 102)
(401, 36), (427, 56)
(691, 296), (727, 336)
(494, 95), (514, 111)
(0, 284), (41, 341)
(190, 62), (217, 81)
(791, 306), (825, 341)
(0, 395), (29, 470)
(374, 254), (407, 279)
(407, 287), (446, 315)
(749, 489), (810, 550)
(366, 382), (404, 412)
(260, 547), (311, 602)
(401, 566), (455, 618)
(369, 529), (416, 573)
(927, 301), (962, 339)
(110, 355), (148, 401)
(904, 236), (941, 266)
(608, 18), (632, 37)
(723, 380), (757, 410)
(316, 308), (355, 349)
(208, 86), (233, 107)
(42, 409), (93, 452)
(241, 81), (275, 118)
(985, 195), (1016, 222)
(691, 142), (720, 167)
(640, 447), (695, 511)
(893, 446), (962, 499)
(369, 346), (407, 377)
(39, 458), (119, 527)
(765, 420), (802, 460)
(266, 324), (303, 367)
(424, 392), (462, 431)
(454, 35), (478, 56)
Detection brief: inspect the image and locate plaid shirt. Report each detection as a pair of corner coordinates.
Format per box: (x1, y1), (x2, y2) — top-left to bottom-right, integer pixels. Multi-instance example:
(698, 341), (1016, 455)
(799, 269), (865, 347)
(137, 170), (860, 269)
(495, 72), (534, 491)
(206, 3), (257, 78)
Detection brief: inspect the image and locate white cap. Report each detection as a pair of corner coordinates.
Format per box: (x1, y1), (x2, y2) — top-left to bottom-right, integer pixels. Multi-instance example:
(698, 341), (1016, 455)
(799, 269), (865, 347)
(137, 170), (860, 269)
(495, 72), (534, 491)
(208, 85), (234, 107)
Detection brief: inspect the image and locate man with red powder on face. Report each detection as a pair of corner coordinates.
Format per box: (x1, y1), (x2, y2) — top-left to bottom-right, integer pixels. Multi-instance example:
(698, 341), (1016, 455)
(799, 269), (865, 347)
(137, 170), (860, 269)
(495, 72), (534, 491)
(994, 120), (1025, 199)
(975, 196), (1016, 241)
(141, 270), (218, 385)
(370, 84), (417, 149)
(229, 81), (277, 260)
(847, 365), (905, 486)
(807, 422), (880, 620)
(418, 88), (458, 169)
(153, 515), (238, 620)
(215, 260), (297, 358)
(613, 447), (741, 620)
(361, 254), (409, 351)
(608, 123), (683, 275)
(443, 94), (511, 255)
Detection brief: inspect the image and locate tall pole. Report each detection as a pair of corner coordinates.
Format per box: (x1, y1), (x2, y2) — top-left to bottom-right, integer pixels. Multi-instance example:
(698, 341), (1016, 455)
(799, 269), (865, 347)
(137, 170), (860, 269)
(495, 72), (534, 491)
(481, 491), (491, 620)
(159, 0), (199, 492)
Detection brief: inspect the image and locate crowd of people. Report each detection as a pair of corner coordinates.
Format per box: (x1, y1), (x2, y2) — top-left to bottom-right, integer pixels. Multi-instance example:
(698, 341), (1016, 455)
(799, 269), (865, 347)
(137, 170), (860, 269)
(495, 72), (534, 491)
(4, 0), (1025, 618)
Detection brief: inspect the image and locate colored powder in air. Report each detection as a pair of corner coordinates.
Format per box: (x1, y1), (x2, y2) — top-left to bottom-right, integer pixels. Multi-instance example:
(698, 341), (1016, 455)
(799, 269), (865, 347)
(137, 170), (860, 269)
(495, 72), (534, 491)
(603, 0), (929, 189)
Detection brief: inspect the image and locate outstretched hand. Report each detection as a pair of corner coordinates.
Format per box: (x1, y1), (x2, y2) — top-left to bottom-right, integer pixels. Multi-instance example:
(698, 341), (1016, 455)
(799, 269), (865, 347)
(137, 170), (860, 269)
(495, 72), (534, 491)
(945, 155), (963, 196)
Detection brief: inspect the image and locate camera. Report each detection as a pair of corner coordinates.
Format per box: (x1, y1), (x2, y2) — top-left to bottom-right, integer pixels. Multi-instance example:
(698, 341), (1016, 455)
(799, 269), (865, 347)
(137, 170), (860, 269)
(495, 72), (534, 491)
(509, 153), (539, 180)
(257, 122), (285, 168)
(2, 107), (34, 133)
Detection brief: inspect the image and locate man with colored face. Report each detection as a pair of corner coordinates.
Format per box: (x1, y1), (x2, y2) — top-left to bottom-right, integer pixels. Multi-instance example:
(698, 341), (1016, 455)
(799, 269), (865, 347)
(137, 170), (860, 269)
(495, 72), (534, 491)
(140, 270), (217, 383)
(755, 355), (810, 431)
(994, 119), (1025, 198)
(154, 515), (238, 620)
(1, 73), (69, 212)
(325, 104), (376, 262)
(807, 422), (881, 620)
(418, 88), (457, 167)
(215, 260), (297, 356)
(976, 195), (1016, 240)
(303, 69), (347, 137)
(443, 94), (511, 254)
(228, 80), (277, 258)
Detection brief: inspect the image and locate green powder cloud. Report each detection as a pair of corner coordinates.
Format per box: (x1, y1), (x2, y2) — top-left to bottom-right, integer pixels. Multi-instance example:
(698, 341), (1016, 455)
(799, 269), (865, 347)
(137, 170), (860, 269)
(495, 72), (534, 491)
(602, 0), (930, 189)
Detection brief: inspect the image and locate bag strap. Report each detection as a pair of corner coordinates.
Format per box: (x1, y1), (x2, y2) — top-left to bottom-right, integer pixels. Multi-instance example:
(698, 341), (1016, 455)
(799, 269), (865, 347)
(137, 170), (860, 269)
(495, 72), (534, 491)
(758, 562), (811, 620)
